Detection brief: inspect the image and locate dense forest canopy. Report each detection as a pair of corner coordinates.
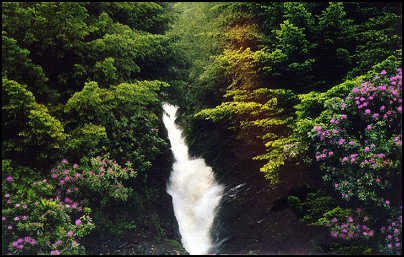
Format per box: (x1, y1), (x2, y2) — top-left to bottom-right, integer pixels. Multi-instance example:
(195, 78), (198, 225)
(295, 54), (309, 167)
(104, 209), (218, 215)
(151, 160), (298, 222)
(2, 2), (402, 255)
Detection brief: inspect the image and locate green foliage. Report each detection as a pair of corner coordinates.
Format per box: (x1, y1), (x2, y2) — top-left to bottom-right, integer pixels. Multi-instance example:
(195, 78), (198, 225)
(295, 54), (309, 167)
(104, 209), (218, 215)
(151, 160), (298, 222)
(288, 189), (337, 224)
(2, 2), (181, 103)
(63, 123), (107, 164)
(313, 207), (353, 227)
(64, 80), (167, 166)
(2, 78), (67, 167)
(293, 64), (402, 254)
(93, 57), (118, 86)
(195, 87), (298, 184)
(185, 2), (401, 189)
(308, 67), (401, 206)
(2, 160), (94, 255)
(86, 2), (175, 34)
(1, 31), (51, 102)
(64, 81), (110, 124)
(283, 2), (315, 30)
(287, 53), (402, 170)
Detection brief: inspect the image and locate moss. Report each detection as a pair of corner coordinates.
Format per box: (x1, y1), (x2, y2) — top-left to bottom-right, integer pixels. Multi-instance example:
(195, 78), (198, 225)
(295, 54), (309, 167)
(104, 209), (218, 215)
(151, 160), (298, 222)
(163, 239), (183, 250)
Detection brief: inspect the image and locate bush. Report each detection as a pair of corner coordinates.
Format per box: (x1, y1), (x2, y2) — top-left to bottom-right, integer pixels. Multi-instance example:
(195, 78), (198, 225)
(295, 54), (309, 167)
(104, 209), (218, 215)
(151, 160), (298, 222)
(2, 153), (139, 255)
(306, 67), (402, 254)
(309, 68), (401, 206)
(2, 78), (67, 168)
(2, 160), (94, 255)
(288, 188), (337, 224)
(379, 208), (402, 255)
(49, 155), (137, 205)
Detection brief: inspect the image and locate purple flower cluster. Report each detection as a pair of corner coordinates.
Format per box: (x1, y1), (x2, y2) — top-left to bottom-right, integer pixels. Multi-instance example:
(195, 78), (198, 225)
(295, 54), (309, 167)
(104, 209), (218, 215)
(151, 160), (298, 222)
(310, 68), (402, 205)
(45, 155), (136, 206)
(380, 214), (402, 254)
(329, 212), (375, 240)
(11, 236), (36, 251)
(350, 68), (402, 121)
(2, 161), (99, 254)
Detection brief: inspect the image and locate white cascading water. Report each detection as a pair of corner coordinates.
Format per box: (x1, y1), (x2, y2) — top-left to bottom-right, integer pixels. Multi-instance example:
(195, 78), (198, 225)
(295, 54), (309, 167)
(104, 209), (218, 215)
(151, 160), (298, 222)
(162, 102), (224, 255)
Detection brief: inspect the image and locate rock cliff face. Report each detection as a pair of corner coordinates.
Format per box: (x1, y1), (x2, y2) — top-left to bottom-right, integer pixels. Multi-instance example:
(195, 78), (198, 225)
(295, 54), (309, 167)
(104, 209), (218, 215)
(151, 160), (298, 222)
(208, 158), (329, 254)
(212, 177), (329, 254)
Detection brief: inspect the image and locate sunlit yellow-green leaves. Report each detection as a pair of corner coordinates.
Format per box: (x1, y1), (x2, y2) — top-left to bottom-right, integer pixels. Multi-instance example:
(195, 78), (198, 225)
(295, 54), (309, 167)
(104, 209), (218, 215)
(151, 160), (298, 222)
(2, 78), (67, 163)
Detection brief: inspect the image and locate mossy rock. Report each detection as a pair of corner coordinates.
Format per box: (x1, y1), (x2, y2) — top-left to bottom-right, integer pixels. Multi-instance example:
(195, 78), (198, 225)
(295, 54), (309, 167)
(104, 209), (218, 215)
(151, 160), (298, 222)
(163, 239), (184, 250)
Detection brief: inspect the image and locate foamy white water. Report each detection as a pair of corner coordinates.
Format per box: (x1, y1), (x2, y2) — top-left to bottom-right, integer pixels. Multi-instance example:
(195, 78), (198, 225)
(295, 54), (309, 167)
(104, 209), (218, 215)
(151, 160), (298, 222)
(162, 103), (224, 255)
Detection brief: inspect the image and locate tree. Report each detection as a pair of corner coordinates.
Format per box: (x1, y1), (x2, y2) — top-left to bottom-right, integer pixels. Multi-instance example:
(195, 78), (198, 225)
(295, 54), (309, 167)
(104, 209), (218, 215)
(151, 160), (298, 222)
(2, 78), (67, 169)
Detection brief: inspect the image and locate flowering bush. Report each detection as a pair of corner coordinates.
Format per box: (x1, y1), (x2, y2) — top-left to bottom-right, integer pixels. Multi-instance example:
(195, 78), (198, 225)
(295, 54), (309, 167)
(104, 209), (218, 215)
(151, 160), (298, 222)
(324, 208), (375, 241)
(2, 160), (94, 255)
(309, 68), (402, 206)
(304, 67), (402, 254)
(49, 154), (137, 204)
(2, 154), (137, 255)
(48, 154), (140, 238)
(379, 208), (402, 255)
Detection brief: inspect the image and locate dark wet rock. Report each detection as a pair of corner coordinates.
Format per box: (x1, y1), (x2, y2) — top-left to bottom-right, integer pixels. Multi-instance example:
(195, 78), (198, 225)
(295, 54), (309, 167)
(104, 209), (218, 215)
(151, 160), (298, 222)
(211, 161), (329, 255)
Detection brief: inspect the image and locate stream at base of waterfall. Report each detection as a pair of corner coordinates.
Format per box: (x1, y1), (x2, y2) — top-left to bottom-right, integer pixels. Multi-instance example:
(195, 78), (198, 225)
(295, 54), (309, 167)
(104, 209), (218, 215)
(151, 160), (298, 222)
(162, 103), (224, 255)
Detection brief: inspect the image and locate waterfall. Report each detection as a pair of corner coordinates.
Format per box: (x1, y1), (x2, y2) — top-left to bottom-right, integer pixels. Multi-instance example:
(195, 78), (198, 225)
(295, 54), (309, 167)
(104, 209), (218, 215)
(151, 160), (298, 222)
(162, 103), (224, 255)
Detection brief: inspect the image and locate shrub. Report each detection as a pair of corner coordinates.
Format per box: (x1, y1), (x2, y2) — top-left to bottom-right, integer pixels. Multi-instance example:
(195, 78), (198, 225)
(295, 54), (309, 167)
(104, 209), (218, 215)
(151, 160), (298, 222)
(379, 208), (402, 255)
(306, 67), (402, 254)
(288, 188), (337, 224)
(2, 160), (94, 255)
(309, 67), (402, 206)
(49, 155), (140, 239)
(49, 155), (137, 205)
(2, 78), (67, 167)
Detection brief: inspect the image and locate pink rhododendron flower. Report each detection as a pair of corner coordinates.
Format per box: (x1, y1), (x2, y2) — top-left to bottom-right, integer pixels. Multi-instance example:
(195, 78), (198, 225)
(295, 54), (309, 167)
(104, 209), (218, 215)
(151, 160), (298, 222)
(67, 230), (73, 237)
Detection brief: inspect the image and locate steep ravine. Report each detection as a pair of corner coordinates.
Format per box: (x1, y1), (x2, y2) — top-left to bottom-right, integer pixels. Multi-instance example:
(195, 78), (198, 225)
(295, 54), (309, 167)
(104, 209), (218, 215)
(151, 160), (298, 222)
(176, 108), (330, 254)
(84, 105), (329, 255)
